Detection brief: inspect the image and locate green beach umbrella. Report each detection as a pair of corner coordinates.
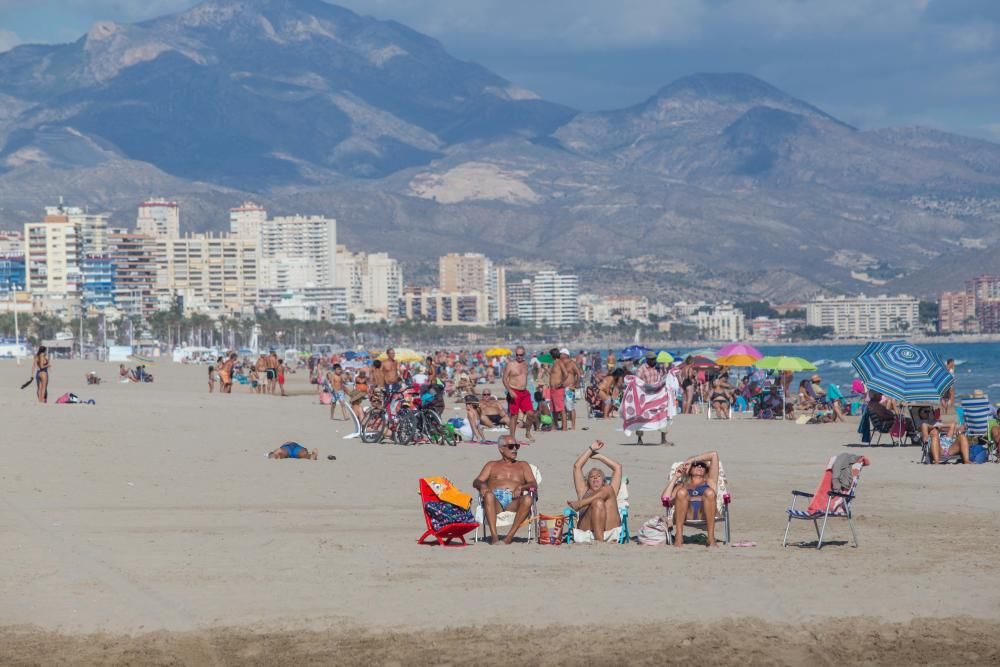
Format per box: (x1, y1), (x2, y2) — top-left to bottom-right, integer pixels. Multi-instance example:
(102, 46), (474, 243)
(537, 353), (554, 364)
(754, 355), (817, 372)
(656, 350), (674, 364)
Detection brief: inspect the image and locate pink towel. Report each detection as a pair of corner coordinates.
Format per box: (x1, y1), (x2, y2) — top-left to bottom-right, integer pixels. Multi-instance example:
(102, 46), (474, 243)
(807, 456), (868, 514)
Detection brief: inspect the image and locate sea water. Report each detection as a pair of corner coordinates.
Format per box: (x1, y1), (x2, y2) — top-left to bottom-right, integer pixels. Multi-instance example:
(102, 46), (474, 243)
(734, 342), (999, 398)
(599, 342), (1000, 399)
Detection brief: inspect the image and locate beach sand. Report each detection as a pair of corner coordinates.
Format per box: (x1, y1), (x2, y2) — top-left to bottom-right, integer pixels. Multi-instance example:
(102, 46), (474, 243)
(2, 359), (999, 665)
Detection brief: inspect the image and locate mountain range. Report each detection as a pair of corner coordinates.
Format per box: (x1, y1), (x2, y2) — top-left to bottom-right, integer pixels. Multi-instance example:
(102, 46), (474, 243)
(1, 0), (998, 301)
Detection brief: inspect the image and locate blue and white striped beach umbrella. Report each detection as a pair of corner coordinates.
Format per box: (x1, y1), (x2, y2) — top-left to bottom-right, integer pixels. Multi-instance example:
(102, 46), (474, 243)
(851, 341), (954, 403)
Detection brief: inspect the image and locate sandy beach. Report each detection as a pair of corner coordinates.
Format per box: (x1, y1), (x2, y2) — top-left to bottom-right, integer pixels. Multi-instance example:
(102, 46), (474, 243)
(3, 359), (1000, 665)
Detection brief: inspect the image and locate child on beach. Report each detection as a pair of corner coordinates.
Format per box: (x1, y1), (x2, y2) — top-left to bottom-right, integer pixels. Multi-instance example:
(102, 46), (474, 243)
(208, 365), (216, 393)
(327, 364), (350, 420)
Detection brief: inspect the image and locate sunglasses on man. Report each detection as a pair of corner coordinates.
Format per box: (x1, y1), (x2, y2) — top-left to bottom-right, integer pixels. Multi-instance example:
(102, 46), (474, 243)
(503, 443), (520, 450)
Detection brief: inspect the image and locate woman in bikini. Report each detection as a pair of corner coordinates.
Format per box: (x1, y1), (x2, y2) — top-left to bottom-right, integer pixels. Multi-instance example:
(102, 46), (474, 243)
(32, 345), (50, 403)
(660, 450), (721, 547)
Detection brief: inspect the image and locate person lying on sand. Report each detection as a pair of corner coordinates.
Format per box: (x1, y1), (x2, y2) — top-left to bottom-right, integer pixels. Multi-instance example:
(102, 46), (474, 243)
(660, 451), (721, 547)
(472, 435), (537, 545)
(567, 440), (622, 543)
(268, 441), (318, 460)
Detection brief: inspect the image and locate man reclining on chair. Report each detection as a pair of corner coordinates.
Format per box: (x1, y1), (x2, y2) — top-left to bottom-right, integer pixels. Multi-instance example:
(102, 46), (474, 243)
(660, 450), (721, 547)
(567, 440), (622, 542)
(472, 435), (537, 544)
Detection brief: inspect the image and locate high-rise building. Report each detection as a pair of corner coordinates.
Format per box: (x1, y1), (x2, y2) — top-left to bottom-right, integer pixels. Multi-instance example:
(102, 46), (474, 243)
(938, 290), (976, 334)
(155, 234), (259, 316)
(438, 252), (506, 322)
(260, 214), (337, 288)
(0, 231), (23, 257)
(806, 295), (919, 338)
(80, 255), (115, 310)
(335, 246), (403, 321)
(506, 279), (533, 323)
(136, 198), (180, 239)
(403, 287), (490, 326)
(24, 204), (108, 298)
(229, 202), (267, 240)
(696, 304), (747, 341)
(108, 229), (157, 318)
(528, 271), (579, 328)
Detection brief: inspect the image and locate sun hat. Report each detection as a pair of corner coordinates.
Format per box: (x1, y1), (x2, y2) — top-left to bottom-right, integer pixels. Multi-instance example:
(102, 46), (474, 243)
(972, 389), (986, 398)
(559, 347), (570, 356)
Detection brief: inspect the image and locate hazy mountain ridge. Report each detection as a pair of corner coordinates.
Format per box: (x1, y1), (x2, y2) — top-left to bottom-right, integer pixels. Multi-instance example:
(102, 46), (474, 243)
(0, 0), (998, 300)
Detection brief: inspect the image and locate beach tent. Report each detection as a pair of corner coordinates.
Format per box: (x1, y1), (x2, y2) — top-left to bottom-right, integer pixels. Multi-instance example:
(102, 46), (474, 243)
(620, 345), (649, 360)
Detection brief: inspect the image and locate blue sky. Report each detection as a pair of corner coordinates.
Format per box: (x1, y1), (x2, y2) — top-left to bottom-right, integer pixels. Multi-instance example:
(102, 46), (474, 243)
(1, 0), (998, 141)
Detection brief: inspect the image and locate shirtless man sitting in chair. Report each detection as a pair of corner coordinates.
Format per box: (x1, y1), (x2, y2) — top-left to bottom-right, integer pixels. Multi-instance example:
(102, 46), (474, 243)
(472, 435), (537, 544)
(660, 450), (721, 547)
(567, 440), (622, 542)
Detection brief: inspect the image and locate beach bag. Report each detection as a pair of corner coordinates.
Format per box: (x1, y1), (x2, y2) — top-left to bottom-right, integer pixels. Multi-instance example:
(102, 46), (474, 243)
(970, 444), (988, 464)
(890, 415), (907, 438)
(537, 514), (566, 545)
(319, 391), (332, 405)
(637, 516), (668, 546)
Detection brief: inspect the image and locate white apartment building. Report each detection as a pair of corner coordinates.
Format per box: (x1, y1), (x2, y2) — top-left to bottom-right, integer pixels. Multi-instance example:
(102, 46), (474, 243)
(527, 271), (579, 328)
(0, 231), (24, 256)
(806, 294), (919, 338)
(24, 204), (108, 299)
(259, 287), (348, 323)
(229, 202), (267, 239)
(335, 246), (403, 321)
(155, 234), (258, 316)
(403, 287), (490, 326)
(438, 252), (507, 322)
(506, 279), (532, 323)
(695, 304), (746, 341)
(261, 214), (337, 288)
(580, 293), (650, 324)
(136, 198), (180, 239)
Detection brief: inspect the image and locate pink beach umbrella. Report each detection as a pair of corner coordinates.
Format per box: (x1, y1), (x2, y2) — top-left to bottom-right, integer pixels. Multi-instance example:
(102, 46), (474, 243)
(716, 342), (763, 360)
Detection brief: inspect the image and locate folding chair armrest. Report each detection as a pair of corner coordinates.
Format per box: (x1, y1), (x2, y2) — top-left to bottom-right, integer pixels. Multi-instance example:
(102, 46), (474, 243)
(722, 493), (731, 505)
(828, 490), (854, 500)
(790, 490), (814, 498)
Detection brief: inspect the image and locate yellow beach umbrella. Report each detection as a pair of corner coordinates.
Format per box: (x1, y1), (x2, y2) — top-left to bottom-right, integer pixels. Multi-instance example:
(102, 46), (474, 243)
(716, 353), (758, 367)
(378, 348), (424, 363)
(485, 347), (512, 357)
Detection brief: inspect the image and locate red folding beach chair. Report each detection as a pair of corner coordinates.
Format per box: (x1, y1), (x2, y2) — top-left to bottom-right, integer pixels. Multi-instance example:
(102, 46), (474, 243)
(417, 479), (479, 547)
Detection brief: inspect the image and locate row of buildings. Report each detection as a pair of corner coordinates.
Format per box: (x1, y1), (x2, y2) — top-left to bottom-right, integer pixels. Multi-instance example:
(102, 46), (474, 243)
(0, 200), (584, 328)
(0, 200), (404, 324)
(938, 275), (1000, 334)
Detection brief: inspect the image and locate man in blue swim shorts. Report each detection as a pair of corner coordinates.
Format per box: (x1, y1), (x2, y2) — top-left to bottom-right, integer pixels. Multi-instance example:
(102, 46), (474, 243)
(268, 441), (318, 460)
(472, 435), (537, 544)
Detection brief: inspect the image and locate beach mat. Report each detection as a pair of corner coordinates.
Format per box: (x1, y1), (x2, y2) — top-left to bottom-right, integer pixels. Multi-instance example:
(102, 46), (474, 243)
(460, 439), (531, 446)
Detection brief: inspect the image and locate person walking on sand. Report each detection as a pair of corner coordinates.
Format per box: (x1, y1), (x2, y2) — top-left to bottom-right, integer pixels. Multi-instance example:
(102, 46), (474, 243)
(266, 351), (281, 395)
(502, 346), (535, 442)
(472, 435), (537, 544)
(32, 345), (50, 403)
